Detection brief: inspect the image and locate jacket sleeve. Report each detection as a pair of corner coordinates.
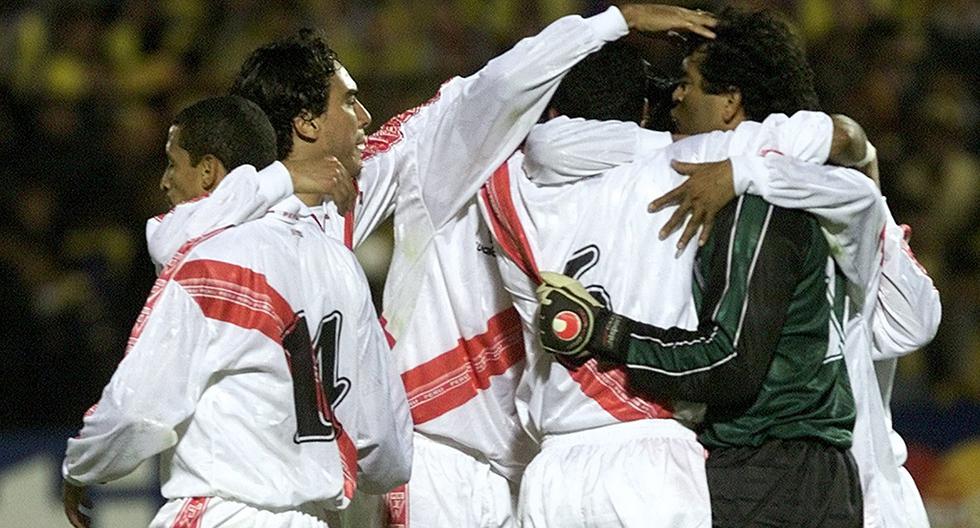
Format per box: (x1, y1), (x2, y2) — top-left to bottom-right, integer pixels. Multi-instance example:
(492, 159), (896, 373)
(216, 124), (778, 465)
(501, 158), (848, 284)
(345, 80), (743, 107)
(657, 111), (833, 169)
(147, 162), (292, 270)
(720, 111), (834, 164)
(356, 7), (630, 238)
(728, 157), (884, 297)
(871, 213), (941, 359)
(62, 281), (218, 485)
(519, 111), (831, 187)
(347, 284), (414, 494)
(521, 117), (673, 185)
(589, 198), (811, 408)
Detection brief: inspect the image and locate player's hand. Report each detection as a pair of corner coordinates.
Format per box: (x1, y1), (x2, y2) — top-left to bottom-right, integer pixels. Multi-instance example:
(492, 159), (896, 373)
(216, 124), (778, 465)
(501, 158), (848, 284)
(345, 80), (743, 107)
(619, 4), (717, 39)
(828, 114), (870, 169)
(536, 272), (601, 358)
(285, 156), (357, 215)
(649, 159), (735, 250)
(63, 481), (92, 528)
(855, 141), (880, 188)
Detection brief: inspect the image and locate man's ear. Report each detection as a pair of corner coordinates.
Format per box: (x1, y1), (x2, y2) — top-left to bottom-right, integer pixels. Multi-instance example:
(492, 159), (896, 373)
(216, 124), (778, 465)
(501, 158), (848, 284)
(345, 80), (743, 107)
(546, 107), (561, 120)
(293, 111), (319, 142)
(722, 88), (744, 125)
(198, 154), (227, 192)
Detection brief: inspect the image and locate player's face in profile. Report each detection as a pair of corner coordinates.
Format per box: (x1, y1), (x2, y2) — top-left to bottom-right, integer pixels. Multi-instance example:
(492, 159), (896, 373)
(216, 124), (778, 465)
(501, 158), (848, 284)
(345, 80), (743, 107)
(316, 62), (372, 179)
(670, 52), (729, 135)
(160, 125), (207, 206)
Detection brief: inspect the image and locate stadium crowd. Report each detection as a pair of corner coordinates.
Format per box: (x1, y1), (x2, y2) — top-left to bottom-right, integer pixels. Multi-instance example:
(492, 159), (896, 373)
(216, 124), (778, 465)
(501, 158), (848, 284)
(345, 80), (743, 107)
(1, 0), (978, 522)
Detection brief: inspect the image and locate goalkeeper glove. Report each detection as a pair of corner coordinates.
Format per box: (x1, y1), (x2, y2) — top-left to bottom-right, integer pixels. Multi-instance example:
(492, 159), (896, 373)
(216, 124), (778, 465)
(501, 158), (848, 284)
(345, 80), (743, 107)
(536, 272), (632, 359)
(536, 272), (603, 357)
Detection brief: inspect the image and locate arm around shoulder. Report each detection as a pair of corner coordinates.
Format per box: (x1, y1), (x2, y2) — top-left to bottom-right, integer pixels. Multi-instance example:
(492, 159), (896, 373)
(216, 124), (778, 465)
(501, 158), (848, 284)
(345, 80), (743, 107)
(147, 162), (291, 269)
(872, 219), (941, 358)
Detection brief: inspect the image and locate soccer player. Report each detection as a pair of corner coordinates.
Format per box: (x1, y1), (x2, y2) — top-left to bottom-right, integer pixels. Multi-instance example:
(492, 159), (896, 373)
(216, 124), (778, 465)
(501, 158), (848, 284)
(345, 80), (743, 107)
(148, 6), (719, 527)
(647, 144), (941, 528)
(869, 222), (940, 528)
(62, 95), (413, 528)
(526, 9), (872, 527)
(477, 18), (877, 528)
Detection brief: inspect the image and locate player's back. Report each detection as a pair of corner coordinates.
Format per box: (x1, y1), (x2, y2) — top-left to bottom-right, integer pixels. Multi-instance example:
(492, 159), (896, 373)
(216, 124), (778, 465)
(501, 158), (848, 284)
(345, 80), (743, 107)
(380, 188), (534, 481)
(482, 147), (699, 438)
(370, 82), (541, 481)
(478, 140), (718, 528)
(156, 196), (411, 511)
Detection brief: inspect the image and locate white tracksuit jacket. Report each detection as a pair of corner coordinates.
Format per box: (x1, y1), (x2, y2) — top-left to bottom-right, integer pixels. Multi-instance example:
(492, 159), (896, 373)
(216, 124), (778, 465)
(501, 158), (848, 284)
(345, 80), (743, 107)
(64, 197), (413, 513)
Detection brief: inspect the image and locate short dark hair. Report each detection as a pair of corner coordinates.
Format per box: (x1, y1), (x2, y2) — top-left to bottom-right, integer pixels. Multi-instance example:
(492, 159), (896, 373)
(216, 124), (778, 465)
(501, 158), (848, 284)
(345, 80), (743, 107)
(690, 7), (820, 119)
(230, 29), (338, 160)
(172, 95), (277, 171)
(548, 40), (648, 124)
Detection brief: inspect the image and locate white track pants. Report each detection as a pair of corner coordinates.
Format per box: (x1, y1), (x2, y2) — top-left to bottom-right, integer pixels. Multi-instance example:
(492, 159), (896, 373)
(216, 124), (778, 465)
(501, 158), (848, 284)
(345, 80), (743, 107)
(519, 419), (711, 528)
(384, 432), (517, 528)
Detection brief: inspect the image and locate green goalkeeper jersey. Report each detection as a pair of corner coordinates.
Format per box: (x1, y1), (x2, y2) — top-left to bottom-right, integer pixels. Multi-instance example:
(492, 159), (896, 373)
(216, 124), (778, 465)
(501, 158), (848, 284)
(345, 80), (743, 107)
(592, 195), (855, 449)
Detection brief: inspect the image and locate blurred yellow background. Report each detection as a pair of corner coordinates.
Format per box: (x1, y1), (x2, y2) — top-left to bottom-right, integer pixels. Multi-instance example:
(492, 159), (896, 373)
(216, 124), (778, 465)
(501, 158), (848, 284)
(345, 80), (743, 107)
(1, 1), (977, 526)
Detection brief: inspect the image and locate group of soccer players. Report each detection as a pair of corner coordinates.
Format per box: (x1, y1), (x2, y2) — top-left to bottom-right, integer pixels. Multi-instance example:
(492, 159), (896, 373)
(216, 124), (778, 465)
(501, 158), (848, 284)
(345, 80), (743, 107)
(60, 3), (940, 528)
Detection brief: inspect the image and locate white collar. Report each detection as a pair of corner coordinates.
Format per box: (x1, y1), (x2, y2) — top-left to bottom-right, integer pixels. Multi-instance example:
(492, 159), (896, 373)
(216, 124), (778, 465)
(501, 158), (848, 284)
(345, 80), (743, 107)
(267, 195), (327, 230)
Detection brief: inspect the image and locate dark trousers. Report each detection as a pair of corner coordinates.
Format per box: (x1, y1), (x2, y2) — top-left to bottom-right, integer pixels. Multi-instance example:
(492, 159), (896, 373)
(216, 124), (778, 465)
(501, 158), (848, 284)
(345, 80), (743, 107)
(706, 439), (863, 528)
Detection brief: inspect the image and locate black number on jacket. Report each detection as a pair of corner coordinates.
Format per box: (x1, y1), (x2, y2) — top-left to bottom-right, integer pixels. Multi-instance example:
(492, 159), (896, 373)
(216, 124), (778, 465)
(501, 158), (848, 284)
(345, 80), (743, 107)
(282, 311), (351, 443)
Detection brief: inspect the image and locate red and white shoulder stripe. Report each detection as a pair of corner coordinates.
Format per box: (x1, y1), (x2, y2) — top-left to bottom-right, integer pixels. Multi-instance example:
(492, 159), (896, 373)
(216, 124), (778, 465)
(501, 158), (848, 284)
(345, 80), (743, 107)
(173, 259), (296, 345)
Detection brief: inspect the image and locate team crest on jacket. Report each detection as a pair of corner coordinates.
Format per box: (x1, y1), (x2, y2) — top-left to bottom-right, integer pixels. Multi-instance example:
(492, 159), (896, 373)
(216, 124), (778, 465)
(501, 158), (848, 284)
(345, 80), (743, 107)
(553, 311), (583, 341)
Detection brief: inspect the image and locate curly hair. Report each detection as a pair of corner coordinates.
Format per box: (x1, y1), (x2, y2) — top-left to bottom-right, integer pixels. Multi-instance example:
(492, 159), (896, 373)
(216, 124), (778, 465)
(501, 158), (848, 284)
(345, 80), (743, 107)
(230, 29), (337, 161)
(688, 7), (820, 120)
(548, 40), (648, 124)
(173, 95), (277, 172)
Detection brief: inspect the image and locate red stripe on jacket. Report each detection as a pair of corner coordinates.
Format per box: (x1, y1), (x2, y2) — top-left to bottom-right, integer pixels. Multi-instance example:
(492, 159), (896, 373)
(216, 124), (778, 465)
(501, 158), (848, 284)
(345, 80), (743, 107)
(362, 88), (443, 160)
(401, 308), (525, 424)
(337, 427), (358, 500)
(379, 316), (397, 348)
(479, 162), (543, 283)
(173, 259), (296, 344)
(343, 180), (361, 249)
(385, 484), (409, 528)
(171, 497), (209, 528)
(562, 358), (673, 421)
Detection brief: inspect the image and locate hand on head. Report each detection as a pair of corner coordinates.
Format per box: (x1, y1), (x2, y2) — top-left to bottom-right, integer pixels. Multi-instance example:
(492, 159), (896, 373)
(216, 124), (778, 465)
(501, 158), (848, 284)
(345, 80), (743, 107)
(620, 4), (718, 39)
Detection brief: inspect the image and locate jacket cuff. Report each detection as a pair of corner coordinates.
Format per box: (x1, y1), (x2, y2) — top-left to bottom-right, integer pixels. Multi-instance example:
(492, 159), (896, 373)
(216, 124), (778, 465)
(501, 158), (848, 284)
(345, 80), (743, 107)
(257, 161), (294, 204)
(590, 6), (630, 42)
(729, 155), (767, 196)
(62, 458), (87, 487)
(589, 307), (632, 362)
